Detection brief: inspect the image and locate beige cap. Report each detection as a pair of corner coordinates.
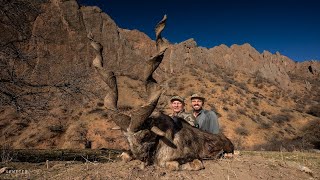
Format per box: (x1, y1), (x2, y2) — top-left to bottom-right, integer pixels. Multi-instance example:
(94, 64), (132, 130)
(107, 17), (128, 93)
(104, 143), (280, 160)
(170, 95), (184, 103)
(190, 93), (205, 101)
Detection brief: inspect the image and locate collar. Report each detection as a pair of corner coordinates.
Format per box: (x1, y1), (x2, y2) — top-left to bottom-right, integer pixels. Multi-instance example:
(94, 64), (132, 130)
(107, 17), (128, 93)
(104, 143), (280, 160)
(193, 109), (204, 117)
(172, 109), (186, 116)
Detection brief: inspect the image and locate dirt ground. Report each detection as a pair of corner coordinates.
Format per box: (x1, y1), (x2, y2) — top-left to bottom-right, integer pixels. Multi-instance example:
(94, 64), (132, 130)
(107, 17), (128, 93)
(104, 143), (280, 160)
(1, 151), (319, 180)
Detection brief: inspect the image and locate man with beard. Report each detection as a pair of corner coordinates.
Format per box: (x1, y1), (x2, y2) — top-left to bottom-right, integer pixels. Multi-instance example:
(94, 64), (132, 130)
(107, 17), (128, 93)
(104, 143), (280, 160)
(190, 93), (220, 134)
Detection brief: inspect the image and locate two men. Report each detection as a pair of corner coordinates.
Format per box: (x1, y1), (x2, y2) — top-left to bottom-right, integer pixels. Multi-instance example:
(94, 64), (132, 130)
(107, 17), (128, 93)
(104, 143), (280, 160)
(169, 94), (220, 134)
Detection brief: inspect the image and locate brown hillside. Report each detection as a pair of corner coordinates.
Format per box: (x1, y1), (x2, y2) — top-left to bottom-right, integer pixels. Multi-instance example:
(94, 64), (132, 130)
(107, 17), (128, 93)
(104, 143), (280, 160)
(0, 0), (319, 152)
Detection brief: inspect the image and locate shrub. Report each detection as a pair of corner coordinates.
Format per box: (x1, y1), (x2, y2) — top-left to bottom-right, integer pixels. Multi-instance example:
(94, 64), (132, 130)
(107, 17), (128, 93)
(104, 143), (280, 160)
(284, 127), (296, 135)
(209, 76), (217, 83)
(256, 136), (314, 151)
(168, 80), (177, 88)
(280, 108), (293, 113)
(235, 127), (249, 136)
(222, 84), (231, 91)
(235, 82), (249, 92)
(270, 114), (291, 124)
(249, 114), (262, 123)
(257, 119), (320, 151)
(188, 67), (197, 75)
(294, 103), (305, 113)
(0, 144), (14, 163)
(118, 105), (133, 111)
(186, 90), (194, 96)
(233, 137), (244, 150)
(48, 124), (65, 133)
(306, 104), (320, 117)
(236, 108), (247, 116)
(251, 97), (260, 106)
(302, 119), (320, 149)
(260, 111), (268, 116)
(88, 108), (104, 114)
(227, 113), (237, 121)
(200, 88), (206, 94)
(16, 119), (29, 128)
(97, 102), (104, 107)
(178, 86), (185, 91)
(208, 105), (221, 118)
(258, 121), (272, 129)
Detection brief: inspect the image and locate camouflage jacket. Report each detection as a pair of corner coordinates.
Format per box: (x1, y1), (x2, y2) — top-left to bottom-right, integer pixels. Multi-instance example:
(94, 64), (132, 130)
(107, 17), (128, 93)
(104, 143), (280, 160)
(171, 110), (196, 126)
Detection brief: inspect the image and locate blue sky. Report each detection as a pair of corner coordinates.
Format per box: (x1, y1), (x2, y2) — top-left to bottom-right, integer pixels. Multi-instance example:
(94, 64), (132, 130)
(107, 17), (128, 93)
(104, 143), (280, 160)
(77, 0), (320, 62)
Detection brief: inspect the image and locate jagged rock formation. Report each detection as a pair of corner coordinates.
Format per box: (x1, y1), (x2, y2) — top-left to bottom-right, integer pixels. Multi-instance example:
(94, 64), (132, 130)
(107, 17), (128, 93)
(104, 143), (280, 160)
(3, 0), (317, 90)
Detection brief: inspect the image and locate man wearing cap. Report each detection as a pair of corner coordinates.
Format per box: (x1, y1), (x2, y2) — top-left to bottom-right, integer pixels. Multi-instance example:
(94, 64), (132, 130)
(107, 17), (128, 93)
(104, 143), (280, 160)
(190, 93), (220, 134)
(170, 95), (196, 126)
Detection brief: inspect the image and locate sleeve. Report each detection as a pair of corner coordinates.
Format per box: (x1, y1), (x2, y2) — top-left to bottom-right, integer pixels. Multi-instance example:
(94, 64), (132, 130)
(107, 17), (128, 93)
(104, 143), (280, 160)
(182, 113), (196, 126)
(187, 114), (196, 126)
(209, 111), (219, 134)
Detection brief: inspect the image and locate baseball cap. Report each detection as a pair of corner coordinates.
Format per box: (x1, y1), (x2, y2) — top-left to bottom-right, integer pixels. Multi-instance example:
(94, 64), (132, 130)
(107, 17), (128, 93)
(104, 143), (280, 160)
(170, 95), (184, 103)
(190, 93), (205, 101)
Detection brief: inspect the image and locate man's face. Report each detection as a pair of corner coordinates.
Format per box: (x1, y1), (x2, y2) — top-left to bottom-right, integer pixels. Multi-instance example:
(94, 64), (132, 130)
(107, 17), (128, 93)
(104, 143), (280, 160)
(171, 100), (184, 113)
(191, 98), (204, 111)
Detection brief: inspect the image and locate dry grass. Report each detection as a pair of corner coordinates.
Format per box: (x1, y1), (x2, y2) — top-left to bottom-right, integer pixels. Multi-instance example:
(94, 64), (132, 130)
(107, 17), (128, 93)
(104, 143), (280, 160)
(0, 144), (14, 163)
(242, 150), (320, 169)
(235, 127), (250, 136)
(1, 150), (319, 180)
